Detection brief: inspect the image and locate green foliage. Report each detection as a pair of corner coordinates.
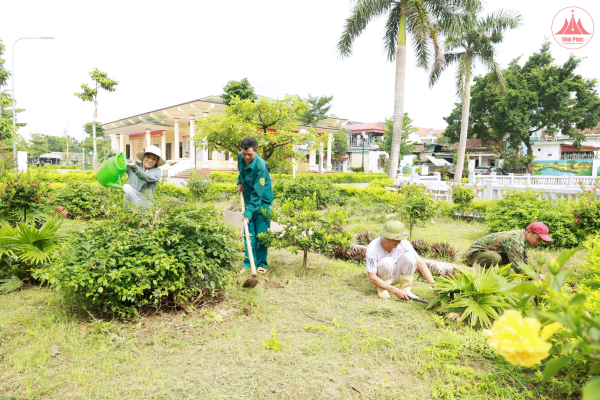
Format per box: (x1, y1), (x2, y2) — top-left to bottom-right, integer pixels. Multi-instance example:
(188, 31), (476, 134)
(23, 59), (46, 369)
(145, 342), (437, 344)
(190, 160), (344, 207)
(427, 265), (519, 328)
(337, 185), (400, 206)
(262, 331), (284, 351)
(397, 183), (439, 238)
(27, 133), (49, 161)
(280, 175), (340, 209)
(0, 172), (50, 222)
(155, 182), (189, 199)
(378, 114), (418, 155)
(209, 171), (388, 185)
(498, 249), (600, 399)
(34, 164), (80, 170)
(195, 95), (310, 166)
(486, 188), (579, 248)
(185, 170), (212, 200)
(451, 183), (475, 211)
(367, 178), (395, 188)
(258, 194), (350, 269)
(222, 78), (257, 106)
(299, 94), (333, 127)
(50, 181), (114, 220)
(35, 201), (241, 317)
(331, 129), (350, 159)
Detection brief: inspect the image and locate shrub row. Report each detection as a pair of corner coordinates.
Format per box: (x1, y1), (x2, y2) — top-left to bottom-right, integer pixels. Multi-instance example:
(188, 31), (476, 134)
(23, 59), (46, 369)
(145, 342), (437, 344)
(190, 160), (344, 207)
(209, 171), (388, 185)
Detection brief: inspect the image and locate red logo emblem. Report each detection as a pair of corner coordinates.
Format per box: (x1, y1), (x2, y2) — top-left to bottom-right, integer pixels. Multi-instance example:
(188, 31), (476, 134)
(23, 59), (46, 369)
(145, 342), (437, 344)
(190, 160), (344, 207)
(552, 6), (594, 49)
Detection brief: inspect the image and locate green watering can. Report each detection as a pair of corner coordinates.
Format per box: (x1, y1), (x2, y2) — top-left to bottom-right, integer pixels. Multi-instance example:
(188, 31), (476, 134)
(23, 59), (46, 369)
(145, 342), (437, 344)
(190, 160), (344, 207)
(96, 152), (128, 190)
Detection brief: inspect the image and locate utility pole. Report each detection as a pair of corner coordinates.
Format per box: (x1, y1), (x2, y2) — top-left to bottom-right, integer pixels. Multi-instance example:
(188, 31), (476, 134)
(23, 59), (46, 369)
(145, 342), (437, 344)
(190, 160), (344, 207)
(64, 122), (69, 165)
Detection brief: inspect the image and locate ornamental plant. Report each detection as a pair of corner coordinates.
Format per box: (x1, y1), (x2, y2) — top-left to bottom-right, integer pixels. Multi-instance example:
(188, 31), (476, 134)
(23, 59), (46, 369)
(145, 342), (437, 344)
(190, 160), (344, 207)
(491, 249), (600, 400)
(35, 200), (241, 317)
(397, 183), (439, 238)
(258, 193), (350, 269)
(280, 175), (340, 209)
(0, 173), (50, 223)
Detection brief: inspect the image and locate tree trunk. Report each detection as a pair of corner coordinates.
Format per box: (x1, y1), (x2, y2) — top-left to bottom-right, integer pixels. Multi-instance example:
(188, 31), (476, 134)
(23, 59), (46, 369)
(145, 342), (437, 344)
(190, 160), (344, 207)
(524, 137), (534, 175)
(455, 78), (472, 181)
(303, 249), (308, 269)
(92, 100), (98, 172)
(387, 13), (407, 180)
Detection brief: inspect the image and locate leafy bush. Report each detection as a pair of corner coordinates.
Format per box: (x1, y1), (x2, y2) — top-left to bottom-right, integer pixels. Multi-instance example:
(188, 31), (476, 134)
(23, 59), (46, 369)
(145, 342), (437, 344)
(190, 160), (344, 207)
(205, 183), (236, 201)
(397, 183), (438, 237)
(0, 172), (51, 222)
(35, 201), (241, 317)
(42, 171), (97, 183)
(330, 244), (366, 263)
(280, 175), (340, 209)
(409, 238), (431, 255)
(34, 164), (80, 170)
(429, 242), (458, 262)
(258, 194), (350, 268)
(367, 178), (395, 188)
(155, 182), (189, 199)
(50, 182), (115, 220)
(572, 198), (600, 239)
(0, 218), (66, 290)
(185, 170), (213, 199)
(427, 265), (519, 328)
(451, 184), (475, 210)
(208, 171), (238, 183)
(486, 188), (579, 248)
(336, 185), (401, 206)
(356, 231), (377, 246)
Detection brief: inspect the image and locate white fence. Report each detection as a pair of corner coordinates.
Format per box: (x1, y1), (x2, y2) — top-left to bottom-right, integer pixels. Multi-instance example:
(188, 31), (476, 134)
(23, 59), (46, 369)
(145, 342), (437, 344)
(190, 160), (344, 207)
(470, 173), (598, 188)
(466, 173), (600, 201)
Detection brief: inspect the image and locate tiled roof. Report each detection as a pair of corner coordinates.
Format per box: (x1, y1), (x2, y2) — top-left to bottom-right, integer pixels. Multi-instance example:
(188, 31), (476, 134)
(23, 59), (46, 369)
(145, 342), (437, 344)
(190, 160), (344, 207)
(580, 122), (600, 135)
(450, 139), (505, 148)
(415, 127), (445, 137)
(345, 122), (385, 134)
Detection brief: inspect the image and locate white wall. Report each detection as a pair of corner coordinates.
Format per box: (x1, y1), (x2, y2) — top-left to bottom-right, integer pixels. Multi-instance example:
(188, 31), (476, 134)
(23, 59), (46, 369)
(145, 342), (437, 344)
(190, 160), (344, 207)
(532, 143), (562, 160)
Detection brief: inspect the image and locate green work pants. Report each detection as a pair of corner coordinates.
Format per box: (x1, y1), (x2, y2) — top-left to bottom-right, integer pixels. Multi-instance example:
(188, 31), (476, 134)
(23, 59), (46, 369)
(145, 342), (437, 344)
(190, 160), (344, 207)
(244, 210), (271, 270)
(466, 250), (510, 268)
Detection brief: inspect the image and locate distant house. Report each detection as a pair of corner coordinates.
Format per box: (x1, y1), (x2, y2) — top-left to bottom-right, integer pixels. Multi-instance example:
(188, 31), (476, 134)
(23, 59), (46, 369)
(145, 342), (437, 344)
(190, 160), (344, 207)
(408, 127), (445, 145)
(343, 122), (387, 172)
(435, 139), (504, 168)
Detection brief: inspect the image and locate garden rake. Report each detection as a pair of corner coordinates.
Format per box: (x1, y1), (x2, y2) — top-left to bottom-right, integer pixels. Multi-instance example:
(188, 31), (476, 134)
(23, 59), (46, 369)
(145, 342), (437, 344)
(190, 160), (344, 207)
(240, 192), (259, 288)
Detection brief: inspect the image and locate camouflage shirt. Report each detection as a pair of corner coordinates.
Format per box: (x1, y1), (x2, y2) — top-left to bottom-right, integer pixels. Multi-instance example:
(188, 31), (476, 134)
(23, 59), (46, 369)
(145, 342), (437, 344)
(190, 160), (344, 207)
(466, 230), (529, 270)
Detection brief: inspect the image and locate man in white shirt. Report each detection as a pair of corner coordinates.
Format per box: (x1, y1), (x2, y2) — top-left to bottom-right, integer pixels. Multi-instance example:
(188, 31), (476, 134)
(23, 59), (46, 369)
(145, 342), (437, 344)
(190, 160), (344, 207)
(366, 220), (436, 300)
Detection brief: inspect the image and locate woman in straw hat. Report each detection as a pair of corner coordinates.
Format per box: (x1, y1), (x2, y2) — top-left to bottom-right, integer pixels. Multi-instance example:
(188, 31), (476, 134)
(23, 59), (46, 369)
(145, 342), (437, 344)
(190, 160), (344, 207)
(113, 146), (165, 205)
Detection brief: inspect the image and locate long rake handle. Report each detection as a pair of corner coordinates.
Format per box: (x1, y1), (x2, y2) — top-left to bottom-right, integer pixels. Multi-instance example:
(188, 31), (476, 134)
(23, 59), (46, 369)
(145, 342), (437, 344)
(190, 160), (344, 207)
(240, 192), (258, 278)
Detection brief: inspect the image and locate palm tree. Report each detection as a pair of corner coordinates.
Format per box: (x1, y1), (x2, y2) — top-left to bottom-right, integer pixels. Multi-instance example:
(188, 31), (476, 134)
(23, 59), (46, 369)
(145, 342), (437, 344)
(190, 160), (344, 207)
(429, 7), (521, 180)
(338, 0), (477, 179)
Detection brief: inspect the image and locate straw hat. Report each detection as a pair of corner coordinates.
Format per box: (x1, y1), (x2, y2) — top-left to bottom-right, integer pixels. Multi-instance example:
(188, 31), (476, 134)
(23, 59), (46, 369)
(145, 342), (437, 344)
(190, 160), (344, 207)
(136, 145), (166, 167)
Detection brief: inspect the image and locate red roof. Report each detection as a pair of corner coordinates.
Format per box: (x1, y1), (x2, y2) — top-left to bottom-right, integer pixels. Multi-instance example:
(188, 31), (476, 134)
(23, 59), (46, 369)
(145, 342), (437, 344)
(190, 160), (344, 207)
(415, 127), (445, 137)
(450, 139), (505, 148)
(345, 123), (385, 134)
(560, 144), (600, 152)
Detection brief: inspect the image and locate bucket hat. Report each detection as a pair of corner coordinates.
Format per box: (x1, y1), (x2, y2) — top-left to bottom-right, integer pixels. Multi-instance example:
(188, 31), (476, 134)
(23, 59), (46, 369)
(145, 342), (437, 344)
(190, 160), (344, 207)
(137, 145), (166, 167)
(379, 220), (409, 241)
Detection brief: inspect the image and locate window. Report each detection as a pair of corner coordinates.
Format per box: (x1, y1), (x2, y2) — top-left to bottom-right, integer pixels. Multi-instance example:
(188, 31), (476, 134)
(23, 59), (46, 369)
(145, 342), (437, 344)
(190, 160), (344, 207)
(538, 148), (541, 151)
(548, 154), (552, 157)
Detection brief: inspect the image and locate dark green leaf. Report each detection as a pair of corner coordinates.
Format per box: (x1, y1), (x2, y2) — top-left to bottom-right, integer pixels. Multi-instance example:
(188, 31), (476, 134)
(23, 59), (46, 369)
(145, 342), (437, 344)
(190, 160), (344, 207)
(543, 356), (572, 382)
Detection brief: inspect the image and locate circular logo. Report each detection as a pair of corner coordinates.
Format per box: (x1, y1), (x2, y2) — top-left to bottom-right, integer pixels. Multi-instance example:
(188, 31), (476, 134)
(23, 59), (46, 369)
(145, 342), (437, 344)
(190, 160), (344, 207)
(552, 6), (594, 49)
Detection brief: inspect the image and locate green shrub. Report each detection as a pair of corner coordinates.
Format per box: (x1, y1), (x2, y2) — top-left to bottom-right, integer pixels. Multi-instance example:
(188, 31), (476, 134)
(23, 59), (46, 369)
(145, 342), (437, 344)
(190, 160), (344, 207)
(50, 182), (115, 220)
(33, 164), (80, 170)
(155, 183), (189, 199)
(185, 170), (212, 199)
(486, 189), (579, 248)
(43, 171), (97, 183)
(468, 199), (493, 218)
(35, 201), (241, 317)
(572, 198), (600, 239)
(281, 175), (340, 209)
(336, 185), (400, 206)
(367, 178), (395, 188)
(205, 183), (236, 201)
(451, 184), (475, 210)
(0, 172), (51, 222)
(209, 171), (238, 184)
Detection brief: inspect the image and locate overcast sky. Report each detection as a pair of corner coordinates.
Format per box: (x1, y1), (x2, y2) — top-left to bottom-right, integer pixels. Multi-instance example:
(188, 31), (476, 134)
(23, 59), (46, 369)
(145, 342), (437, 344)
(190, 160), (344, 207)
(1, 0), (599, 142)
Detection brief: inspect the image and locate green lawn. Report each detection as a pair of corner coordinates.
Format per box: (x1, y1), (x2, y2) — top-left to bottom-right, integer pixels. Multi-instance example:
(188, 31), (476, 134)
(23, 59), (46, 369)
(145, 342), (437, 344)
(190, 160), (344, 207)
(0, 206), (585, 399)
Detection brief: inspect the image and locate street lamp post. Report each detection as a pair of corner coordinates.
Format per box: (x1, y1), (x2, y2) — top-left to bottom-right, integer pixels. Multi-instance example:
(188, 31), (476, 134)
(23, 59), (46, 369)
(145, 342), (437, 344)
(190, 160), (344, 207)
(361, 131), (368, 172)
(12, 36), (55, 170)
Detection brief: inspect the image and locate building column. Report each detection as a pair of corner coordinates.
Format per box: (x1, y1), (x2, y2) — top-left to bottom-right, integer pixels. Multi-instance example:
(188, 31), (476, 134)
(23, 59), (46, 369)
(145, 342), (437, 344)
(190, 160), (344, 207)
(201, 112), (209, 169)
(478, 154), (482, 167)
(161, 130), (167, 160)
(326, 133), (332, 172)
(145, 129), (151, 151)
(119, 134), (125, 154)
(309, 148), (317, 172)
(174, 118), (180, 161)
(189, 115), (196, 168)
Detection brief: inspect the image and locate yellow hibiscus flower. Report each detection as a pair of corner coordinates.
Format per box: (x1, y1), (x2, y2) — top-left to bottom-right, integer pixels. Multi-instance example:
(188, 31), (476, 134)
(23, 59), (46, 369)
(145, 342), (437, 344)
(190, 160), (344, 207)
(484, 310), (563, 367)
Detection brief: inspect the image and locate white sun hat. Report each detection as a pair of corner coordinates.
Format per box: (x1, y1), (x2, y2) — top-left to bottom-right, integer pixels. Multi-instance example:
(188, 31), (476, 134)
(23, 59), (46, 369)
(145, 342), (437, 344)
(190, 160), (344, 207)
(136, 145), (166, 167)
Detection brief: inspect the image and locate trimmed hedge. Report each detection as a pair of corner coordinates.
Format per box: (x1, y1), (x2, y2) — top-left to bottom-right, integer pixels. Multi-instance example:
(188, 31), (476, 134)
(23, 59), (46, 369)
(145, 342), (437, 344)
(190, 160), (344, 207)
(209, 171), (389, 184)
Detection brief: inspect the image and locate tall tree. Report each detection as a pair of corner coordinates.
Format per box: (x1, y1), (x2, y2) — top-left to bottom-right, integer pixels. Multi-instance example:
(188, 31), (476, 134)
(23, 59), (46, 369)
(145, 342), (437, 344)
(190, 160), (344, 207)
(331, 129), (350, 159)
(195, 95), (310, 171)
(74, 69), (118, 171)
(443, 42), (600, 174)
(0, 39), (12, 157)
(28, 133), (49, 163)
(338, 0), (477, 179)
(379, 113), (418, 155)
(300, 95), (334, 173)
(222, 78), (257, 106)
(429, 6), (521, 180)
(82, 122), (107, 162)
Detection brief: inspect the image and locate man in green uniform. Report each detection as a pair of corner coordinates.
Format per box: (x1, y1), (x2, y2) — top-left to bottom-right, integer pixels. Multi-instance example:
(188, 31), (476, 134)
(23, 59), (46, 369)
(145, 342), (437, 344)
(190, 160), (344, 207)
(466, 222), (552, 279)
(237, 137), (273, 273)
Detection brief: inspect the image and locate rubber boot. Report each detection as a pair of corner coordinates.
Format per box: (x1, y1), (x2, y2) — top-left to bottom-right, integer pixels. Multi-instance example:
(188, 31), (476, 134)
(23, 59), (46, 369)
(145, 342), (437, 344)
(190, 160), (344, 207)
(399, 275), (418, 299)
(377, 279), (394, 299)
